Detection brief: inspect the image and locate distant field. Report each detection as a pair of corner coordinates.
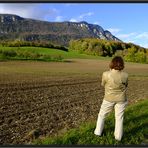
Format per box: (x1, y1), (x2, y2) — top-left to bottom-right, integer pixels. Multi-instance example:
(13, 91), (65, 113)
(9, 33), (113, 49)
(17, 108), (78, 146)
(0, 59), (148, 83)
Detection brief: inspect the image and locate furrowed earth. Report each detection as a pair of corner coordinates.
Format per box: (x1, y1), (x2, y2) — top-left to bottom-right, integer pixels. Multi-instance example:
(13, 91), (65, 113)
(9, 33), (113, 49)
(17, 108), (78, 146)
(0, 59), (148, 144)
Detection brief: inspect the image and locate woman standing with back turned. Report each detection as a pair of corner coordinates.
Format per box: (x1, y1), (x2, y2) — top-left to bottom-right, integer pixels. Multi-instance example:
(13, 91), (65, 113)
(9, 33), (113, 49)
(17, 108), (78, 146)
(94, 56), (128, 141)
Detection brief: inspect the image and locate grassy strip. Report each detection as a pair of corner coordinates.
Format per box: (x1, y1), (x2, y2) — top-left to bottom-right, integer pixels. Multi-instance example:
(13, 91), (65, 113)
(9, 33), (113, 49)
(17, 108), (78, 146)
(0, 47), (64, 62)
(0, 47), (111, 62)
(33, 99), (148, 145)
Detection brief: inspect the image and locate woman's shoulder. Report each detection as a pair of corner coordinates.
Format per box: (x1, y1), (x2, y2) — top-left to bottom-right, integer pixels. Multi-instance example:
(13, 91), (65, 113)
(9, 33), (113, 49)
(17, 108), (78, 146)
(121, 71), (128, 78)
(102, 70), (110, 76)
(103, 70), (110, 73)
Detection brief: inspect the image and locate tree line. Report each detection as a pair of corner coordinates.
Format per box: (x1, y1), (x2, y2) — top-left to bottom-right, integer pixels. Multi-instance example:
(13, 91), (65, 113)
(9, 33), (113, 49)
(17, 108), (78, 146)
(69, 38), (148, 63)
(0, 40), (68, 52)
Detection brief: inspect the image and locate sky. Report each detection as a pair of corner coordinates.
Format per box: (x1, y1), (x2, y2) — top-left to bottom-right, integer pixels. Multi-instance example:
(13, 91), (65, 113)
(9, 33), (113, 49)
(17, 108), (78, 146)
(0, 3), (148, 48)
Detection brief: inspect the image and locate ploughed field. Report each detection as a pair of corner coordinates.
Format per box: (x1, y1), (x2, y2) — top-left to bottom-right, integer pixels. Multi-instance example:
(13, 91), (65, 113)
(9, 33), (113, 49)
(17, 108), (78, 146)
(0, 59), (148, 144)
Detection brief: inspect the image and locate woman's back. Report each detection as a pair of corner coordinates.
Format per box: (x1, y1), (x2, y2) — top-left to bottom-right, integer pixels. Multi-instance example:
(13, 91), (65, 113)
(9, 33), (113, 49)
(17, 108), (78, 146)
(102, 69), (128, 102)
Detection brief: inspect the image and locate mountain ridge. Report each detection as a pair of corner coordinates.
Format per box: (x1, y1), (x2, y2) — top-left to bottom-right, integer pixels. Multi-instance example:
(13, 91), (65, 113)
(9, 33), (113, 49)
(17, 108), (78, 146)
(0, 14), (121, 46)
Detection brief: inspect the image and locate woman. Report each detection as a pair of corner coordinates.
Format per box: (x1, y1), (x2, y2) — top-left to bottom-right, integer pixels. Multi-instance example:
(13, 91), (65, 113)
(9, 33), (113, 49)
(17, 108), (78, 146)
(94, 56), (128, 141)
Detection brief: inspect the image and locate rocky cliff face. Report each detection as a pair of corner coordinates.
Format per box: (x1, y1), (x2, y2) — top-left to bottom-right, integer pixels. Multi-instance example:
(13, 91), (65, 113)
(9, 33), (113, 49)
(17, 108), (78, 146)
(0, 14), (24, 23)
(0, 14), (121, 46)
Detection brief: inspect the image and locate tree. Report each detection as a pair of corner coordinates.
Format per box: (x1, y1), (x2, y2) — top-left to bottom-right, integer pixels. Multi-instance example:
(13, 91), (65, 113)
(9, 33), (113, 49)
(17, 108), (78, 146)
(124, 47), (137, 62)
(134, 51), (147, 63)
(80, 41), (88, 53)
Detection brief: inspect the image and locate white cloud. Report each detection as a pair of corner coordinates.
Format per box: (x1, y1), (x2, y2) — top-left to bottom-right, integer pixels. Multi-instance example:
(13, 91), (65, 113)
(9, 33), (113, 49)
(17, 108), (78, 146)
(78, 12), (94, 19)
(139, 43), (148, 48)
(69, 12), (94, 23)
(94, 21), (101, 25)
(0, 4), (58, 21)
(55, 16), (63, 22)
(124, 40), (135, 43)
(116, 32), (137, 39)
(69, 18), (78, 22)
(115, 31), (148, 48)
(64, 4), (78, 7)
(107, 28), (121, 34)
(135, 32), (148, 39)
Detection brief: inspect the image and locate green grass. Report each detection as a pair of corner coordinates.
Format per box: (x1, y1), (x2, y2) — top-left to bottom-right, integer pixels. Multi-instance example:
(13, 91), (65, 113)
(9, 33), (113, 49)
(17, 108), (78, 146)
(33, 99), (148, 146)
(0, 46), (111, 61)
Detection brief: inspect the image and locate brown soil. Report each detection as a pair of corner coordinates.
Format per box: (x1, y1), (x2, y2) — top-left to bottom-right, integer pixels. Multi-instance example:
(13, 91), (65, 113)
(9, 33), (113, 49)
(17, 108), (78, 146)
(0, 59), (148, 144)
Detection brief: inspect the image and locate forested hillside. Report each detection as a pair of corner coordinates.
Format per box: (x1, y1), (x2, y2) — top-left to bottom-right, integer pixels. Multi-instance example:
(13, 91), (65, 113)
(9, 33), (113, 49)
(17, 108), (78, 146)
(69, 38), (148, 63)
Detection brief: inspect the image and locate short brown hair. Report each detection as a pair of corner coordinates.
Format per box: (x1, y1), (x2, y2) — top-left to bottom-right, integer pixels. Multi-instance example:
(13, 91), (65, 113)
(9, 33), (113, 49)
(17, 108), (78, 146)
(109, 56), (124, 70)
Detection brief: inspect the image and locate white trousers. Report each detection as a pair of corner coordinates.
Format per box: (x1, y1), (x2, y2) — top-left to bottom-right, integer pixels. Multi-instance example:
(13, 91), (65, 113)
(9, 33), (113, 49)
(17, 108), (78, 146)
(94, 99), (128, 141)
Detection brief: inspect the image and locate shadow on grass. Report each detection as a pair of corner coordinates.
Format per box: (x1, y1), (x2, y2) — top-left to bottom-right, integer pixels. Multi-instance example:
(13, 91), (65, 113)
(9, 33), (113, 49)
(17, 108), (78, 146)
(125, 123), (148, 136)
(63, 60), (76, 63)
(122, 112), (148, 144)
(124, 114), (148, 126)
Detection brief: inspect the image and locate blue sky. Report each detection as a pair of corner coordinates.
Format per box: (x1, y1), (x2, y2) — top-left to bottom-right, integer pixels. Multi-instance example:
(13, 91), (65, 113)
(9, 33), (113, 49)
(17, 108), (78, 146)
(0, 3), (148, 48)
